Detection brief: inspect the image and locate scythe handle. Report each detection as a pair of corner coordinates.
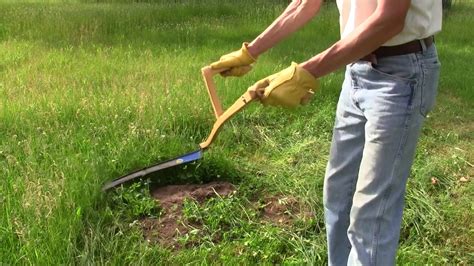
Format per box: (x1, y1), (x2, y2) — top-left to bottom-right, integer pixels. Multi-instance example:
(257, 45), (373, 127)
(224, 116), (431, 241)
(199, 66), (258, 150)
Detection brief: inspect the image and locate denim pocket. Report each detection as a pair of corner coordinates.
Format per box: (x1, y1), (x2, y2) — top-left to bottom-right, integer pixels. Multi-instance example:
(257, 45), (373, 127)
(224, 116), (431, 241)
(368, 61), (417, 82)
(419, 61), (441, 117)
(351, 62), (417, 113)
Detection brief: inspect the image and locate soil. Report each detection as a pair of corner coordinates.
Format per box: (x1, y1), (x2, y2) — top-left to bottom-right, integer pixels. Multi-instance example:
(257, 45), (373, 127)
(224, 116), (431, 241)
(139, 181), (313, 250)
(140, 181), (236, 249)
(259, 196), (301, 225)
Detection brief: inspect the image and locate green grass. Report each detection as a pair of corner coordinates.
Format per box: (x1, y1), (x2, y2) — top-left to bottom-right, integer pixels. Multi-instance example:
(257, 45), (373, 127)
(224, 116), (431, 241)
(1, 0), (473, 264)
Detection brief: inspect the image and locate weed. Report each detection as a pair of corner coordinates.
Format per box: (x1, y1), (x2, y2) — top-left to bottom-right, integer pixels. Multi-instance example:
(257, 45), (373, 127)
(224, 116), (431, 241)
(111, 182), (161, 219)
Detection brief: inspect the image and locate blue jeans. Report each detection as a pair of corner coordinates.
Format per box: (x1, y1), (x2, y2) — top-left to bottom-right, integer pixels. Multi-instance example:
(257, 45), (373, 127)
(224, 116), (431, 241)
(324, 44), (440, 266)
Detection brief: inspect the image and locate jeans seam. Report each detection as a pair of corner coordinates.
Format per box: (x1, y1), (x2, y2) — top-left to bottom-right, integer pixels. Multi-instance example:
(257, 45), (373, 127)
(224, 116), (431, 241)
(416, 53), (428, 117)
(370, 106), (414, 266)
(346, 168), (359, 250)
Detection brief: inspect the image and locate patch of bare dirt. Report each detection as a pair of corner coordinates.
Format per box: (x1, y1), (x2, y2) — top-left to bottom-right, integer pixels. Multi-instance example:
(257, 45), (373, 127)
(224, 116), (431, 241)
(139, 182), (314, 250)
(140, 181), (236, 249)
(259, 196), (314, 226)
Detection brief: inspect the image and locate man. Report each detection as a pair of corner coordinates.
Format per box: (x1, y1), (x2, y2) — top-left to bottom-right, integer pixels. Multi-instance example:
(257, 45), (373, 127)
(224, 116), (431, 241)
(211, 0), (441, 265)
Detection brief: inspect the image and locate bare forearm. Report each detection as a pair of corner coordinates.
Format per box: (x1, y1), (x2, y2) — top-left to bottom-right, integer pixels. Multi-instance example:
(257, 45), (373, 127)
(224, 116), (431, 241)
(247, 0), (322, 57)
(300, 1), (410, 78)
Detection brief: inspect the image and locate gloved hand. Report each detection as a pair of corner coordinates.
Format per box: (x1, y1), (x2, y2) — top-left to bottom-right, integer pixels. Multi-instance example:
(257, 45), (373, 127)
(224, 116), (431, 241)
(248, 62), (319, 108)
(211, 42), (256, 77)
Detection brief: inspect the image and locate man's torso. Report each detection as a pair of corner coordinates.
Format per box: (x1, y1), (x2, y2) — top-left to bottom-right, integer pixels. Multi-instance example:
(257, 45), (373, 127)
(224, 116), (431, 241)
(336, 0), (442, 46)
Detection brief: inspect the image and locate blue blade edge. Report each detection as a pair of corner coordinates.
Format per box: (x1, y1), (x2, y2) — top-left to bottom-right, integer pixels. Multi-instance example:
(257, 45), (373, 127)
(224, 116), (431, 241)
(177, 149), (203, 164)
(102, 149), (203, 191)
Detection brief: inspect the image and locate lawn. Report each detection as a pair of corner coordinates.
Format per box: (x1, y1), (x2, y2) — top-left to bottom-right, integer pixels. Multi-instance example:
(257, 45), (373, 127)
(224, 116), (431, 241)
(0, 0), (472, 264)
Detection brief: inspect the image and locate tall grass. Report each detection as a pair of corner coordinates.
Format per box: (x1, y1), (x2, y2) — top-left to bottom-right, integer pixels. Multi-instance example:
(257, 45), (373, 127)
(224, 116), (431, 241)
(1, 0), (472, 264)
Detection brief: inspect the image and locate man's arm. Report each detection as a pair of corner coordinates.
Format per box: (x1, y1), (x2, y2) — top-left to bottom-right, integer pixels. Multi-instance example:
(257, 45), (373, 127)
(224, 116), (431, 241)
(300, 0), (411, 78)
(247, 0), (323, 58)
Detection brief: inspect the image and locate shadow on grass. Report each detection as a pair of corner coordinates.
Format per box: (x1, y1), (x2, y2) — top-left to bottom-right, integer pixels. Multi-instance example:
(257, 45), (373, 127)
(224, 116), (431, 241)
(148, 154), (243, 188)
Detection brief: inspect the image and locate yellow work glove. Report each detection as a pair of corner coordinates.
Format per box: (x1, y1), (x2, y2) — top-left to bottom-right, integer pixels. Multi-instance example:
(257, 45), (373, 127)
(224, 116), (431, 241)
(211, 42), (256, 77)
(249, 62), (319, 108)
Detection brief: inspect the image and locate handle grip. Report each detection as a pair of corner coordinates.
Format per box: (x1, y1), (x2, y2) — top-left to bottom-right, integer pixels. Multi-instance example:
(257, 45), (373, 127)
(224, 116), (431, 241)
(201, 66), (225, 118)
(199, 66), (258, 149)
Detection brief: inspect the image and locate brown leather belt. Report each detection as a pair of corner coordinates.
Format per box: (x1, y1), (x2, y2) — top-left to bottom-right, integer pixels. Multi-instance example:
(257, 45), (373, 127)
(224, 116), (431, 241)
(360, 36), (434, 62)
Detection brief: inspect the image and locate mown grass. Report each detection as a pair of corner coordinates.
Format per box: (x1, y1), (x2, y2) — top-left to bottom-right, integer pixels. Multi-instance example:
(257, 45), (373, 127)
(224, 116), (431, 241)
(1, 0), (473, 264)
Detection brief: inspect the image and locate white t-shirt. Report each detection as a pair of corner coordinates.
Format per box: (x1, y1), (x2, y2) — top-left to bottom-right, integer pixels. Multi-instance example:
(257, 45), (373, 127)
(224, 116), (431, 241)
(336, 0), (442, 46)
